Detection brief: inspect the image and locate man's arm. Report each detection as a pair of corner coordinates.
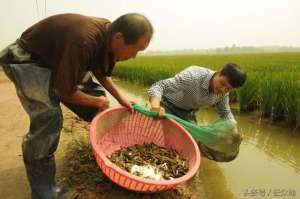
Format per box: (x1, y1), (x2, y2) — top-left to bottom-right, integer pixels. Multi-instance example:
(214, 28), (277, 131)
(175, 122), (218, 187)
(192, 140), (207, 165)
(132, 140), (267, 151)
(98, 75), (133, 110)
(54, 89), (109, 110)
(148, 66), (196, 113)
(215, 94), (236, 123)
(216, 94), (242, 143)
(149, 96), (165, 117)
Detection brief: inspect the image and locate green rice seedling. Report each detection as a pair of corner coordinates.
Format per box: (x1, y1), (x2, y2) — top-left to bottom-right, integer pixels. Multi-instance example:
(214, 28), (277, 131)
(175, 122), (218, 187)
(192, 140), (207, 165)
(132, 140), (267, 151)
(114, 52), (300, 127)
(282, 74), (300, 125)
(238, 72), (260, 112)
(258, 73), (276, 118)
(270, 73), (286, 121)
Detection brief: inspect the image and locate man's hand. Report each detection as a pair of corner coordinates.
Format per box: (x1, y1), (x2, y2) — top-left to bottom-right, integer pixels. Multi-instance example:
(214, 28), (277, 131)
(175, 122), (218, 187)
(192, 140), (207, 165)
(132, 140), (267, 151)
(98, 76), (134, 112)
(150, 106), (165, 118)
(149, 96), (165, 118)
(54, 88), (110, 111)
(118, 97), (134, 112)
(97, 96), (109, 111)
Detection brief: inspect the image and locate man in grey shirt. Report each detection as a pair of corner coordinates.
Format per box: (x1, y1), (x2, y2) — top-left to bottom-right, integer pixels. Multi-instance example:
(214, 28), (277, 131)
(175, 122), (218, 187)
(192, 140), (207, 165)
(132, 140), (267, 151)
(148, 63), (246, 161)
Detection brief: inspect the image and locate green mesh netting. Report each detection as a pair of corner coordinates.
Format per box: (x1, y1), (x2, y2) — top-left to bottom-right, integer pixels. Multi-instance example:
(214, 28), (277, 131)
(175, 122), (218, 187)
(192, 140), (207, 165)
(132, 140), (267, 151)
(133, 104), (241, 158)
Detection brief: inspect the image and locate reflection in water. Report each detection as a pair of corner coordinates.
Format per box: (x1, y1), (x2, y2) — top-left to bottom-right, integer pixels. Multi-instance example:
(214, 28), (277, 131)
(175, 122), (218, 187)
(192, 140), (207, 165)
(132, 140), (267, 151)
(188, 159), (235, 199)
(107, 79), (300, 199)
(197, 109), (300, 173)
(242, 120), (300, 174)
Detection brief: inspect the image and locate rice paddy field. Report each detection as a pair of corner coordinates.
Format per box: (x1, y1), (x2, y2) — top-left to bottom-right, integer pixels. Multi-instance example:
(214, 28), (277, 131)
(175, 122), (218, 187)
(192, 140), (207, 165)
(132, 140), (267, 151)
(114, 52), (300, 129)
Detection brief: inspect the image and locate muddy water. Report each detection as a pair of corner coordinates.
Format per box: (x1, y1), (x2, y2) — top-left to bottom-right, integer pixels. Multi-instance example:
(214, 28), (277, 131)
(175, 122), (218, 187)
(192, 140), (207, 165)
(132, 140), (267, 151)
(107, 79), (300, 199)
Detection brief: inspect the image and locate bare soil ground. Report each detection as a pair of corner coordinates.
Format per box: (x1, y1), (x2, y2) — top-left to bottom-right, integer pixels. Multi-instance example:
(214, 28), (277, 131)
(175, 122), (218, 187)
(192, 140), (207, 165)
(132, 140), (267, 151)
(0, 71), (198, 199)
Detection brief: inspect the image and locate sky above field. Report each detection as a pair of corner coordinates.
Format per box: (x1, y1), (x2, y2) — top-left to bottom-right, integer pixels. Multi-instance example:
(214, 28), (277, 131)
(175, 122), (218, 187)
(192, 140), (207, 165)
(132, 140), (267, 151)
(1, 0), (300, 51)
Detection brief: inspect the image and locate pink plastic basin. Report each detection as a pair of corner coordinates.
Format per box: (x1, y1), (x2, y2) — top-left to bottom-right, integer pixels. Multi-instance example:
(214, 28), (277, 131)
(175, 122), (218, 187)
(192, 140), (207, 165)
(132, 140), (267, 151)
(89, 106), (201, 192)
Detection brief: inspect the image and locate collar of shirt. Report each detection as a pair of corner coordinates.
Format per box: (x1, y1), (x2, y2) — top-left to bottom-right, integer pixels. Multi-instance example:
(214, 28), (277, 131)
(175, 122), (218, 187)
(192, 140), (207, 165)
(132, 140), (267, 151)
(201, 70), (215, 91)
(201, 70), (227, 98)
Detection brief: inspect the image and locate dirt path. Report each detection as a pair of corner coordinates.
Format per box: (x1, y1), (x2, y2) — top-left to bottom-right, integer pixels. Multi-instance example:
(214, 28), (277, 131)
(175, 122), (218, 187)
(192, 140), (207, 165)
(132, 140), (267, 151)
(0, 73), (84, 199)
(0, 78), (30, 198)
(0, 73), (77, 199)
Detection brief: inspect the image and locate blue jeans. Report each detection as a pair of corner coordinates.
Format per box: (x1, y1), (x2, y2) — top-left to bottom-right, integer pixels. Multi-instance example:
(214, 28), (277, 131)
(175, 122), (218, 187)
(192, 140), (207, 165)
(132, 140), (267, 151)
(1, 43), (104, 198)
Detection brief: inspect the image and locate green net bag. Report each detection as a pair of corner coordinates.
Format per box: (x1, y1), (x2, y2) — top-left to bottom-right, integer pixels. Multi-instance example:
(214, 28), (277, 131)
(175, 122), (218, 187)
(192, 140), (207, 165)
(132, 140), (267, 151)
(133, 104), (241, 161)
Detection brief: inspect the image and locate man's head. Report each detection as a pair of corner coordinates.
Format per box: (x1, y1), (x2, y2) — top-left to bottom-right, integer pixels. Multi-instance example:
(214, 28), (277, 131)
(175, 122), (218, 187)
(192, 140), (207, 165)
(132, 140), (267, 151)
(111, 13), (153, 61)
(211, 63), (246, 94)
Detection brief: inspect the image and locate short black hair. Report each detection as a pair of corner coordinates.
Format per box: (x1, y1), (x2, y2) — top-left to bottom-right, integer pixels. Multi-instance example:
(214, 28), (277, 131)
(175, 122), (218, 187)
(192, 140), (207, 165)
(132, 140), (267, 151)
(112, 13), (153, 44)
(220, 63), (246, 88)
